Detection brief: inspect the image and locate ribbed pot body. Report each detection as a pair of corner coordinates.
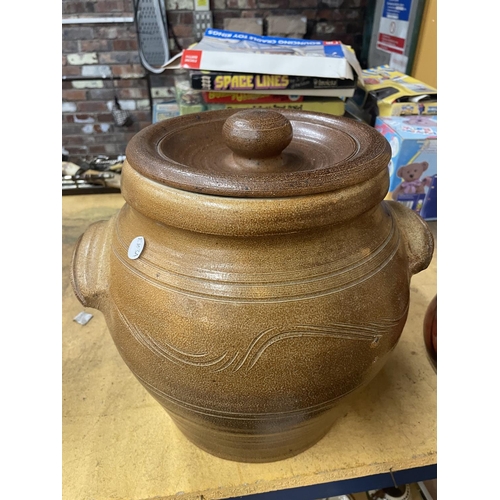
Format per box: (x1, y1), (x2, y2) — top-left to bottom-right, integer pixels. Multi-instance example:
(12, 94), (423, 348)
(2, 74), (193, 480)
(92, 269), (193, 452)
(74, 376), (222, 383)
(85, 162), (423, 462)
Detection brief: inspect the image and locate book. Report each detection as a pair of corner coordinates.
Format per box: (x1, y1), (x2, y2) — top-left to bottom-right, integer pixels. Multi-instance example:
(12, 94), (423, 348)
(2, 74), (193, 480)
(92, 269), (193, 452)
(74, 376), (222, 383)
(204, 98), (345, 116)
(201, 91), (304, 104)
(163, 28), (363, 82)
(191, 71), (356, 97)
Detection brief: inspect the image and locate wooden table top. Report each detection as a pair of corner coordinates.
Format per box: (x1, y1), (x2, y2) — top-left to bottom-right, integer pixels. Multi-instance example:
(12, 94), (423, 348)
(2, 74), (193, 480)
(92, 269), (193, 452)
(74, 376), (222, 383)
(62, 193), (437, 500)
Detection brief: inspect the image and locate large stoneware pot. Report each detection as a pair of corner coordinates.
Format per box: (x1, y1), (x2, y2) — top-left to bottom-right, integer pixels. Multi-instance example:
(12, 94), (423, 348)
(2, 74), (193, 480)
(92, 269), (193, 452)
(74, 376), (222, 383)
(71, 109), (434, 462)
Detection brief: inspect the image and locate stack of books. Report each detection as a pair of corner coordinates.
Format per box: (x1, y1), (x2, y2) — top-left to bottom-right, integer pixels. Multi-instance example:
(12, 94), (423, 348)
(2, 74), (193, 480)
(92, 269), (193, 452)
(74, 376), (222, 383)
(163, 28), (364, 117)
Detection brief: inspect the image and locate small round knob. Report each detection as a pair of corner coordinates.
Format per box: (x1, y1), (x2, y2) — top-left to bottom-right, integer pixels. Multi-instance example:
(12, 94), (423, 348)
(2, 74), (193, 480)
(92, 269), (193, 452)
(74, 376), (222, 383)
(222, 109), (293, 171)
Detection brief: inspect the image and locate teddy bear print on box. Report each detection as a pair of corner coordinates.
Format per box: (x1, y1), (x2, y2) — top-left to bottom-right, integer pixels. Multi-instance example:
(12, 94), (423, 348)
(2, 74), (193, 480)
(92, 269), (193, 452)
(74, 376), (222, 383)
(375, 115), (437, 221)
(392, 161), (432, 198)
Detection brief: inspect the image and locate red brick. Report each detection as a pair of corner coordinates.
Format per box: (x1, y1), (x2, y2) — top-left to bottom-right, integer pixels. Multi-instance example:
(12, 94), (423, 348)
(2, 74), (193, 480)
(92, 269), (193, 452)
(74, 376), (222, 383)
(168, 11), (194, 24)
(63, 89), (87, 101)
(342, 0), (362, 7)
(64, 145), (89, 155)
(171, 25), (194, 37)
(300, 9), (317, 19)
(289, 0), (316, 6)
(317, 8), (343, 20)
(62, 134), (85, 145)
(103, 143), (127, 155)
(239, 10), (267, 18)
(115, 79), (148, 88)
(93, 134), (121, 144)
(62, 80), (77, 91)
(111, 64), (146, 77)
(88, 89), (116, 100)
(62, 124), (87, 136)
(214, 10), (240, 25)
(133, 111), (152, 122)
(62, 27), (94, 40)
(94, 0), (125, 12)
(62, 66), (81, 77)
(80, 39), (113, 52)
(93, 133), (121, 145)
(88, 144), (110, 155)
(77, 101), (109, 112)
(62, 2), (85, 14)
(99, 52), (132, 64)
(96, 113), (115, 122)
(62, 40), (79, 53)
(114, 26), (138, 39)
(75, 113), (94, 121)
(258, 0), (288, 8)
(117, 88), (149, 99)
(93, 26), (119, 39)
(112, 39), (138, 51)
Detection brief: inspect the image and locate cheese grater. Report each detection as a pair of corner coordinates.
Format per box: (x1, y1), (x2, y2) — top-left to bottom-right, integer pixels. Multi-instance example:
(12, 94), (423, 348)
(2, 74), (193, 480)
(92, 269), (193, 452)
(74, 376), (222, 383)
(134, 0), (170, 73)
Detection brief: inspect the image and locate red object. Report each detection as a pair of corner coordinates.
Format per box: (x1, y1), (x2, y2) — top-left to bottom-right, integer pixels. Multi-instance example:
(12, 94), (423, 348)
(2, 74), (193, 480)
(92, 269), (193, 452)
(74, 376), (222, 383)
(377, 33), (405, 54)
(181, 50), (202, 69)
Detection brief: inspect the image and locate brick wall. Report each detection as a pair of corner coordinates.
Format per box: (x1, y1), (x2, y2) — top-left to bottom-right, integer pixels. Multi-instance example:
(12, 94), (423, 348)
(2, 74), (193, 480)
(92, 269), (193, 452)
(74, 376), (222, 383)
(62, 0), (367, 162)
(212, 0), (367, 48)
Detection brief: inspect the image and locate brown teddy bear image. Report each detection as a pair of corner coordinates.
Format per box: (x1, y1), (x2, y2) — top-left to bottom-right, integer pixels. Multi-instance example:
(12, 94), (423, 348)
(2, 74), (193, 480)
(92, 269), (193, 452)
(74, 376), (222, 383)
(391, 161), (433, 200)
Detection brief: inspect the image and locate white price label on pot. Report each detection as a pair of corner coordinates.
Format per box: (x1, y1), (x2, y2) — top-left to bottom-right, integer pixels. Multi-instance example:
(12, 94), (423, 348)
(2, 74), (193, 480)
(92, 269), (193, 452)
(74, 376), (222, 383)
(128, 236), (145, 260)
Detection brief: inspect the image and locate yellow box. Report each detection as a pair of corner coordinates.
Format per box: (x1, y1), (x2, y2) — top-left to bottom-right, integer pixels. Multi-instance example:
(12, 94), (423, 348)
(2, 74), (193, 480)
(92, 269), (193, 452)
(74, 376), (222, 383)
(346, 65), (437, 124)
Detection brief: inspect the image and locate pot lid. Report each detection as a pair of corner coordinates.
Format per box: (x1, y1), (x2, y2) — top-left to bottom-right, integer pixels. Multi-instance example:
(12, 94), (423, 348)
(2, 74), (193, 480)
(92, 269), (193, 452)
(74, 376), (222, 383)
(125, 109), (390, 198)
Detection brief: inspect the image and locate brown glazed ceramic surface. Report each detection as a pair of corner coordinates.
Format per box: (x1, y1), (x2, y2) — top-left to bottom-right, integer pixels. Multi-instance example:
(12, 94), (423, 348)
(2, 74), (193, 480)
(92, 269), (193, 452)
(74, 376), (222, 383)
(423, 295), (437, 371)
(71, 109), (434, 462)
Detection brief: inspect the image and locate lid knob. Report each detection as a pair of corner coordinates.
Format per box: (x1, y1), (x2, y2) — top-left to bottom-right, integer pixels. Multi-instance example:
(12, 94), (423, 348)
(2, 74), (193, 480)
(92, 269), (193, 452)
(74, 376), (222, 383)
(222, 109), (293, 171)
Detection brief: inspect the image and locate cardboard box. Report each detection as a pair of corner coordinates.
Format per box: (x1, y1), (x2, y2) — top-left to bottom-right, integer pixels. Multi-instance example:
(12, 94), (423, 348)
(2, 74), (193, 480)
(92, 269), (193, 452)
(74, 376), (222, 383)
(152, 102), (180, 123)
(163, 29), (364, 83)
(346, 65), (437, 125)
(375, 115), (437, 220)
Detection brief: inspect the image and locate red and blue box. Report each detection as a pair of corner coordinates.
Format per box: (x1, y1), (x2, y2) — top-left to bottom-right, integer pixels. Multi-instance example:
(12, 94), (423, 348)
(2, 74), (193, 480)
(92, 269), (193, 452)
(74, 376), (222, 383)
(375, 115), (437, 221)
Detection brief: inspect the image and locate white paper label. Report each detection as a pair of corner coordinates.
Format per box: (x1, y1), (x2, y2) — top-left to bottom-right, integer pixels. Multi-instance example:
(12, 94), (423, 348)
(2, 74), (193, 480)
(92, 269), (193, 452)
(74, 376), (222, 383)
(128, 236), (145, 260)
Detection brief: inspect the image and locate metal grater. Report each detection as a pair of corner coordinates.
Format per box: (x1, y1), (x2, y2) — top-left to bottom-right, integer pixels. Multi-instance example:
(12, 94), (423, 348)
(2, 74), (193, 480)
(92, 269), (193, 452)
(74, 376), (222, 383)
(135, 0), (170, 72)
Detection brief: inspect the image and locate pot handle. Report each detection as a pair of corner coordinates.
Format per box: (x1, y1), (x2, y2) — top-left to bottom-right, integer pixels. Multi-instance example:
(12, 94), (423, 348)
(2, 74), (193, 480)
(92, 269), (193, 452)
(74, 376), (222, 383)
(70, 217), (114, 311)
(386, 201), (435, 275)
